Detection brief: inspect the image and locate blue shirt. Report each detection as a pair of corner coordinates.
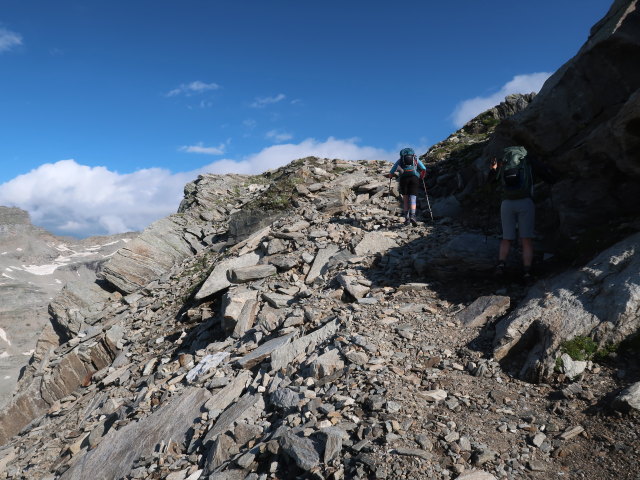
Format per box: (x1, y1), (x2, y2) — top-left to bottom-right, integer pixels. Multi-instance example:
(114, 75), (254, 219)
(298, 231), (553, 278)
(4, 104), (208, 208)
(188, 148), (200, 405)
(390, 159), (426, 178)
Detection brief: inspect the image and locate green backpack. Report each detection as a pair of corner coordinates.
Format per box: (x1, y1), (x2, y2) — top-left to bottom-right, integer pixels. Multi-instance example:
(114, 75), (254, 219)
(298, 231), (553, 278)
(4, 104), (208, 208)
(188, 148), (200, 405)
(499, 146), (532, 199)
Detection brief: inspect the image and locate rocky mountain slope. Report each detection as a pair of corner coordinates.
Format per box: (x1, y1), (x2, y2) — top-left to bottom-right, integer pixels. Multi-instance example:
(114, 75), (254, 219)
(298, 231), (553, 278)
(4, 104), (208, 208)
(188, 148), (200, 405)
(0, 1), (639, 479)
(0, 207), (136, 409)
(0, 155), (637, 480)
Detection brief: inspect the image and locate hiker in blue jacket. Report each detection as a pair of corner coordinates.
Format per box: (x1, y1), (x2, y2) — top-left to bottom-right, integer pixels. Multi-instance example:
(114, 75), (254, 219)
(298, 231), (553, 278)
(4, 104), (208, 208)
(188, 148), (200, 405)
(386, 148), (427, 225)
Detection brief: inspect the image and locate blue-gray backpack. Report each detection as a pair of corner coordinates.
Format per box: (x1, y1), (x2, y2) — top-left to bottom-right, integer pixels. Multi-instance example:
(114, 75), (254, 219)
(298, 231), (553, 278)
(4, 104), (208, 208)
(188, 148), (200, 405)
(399, 148), (417, 176)
(499, 146), (532, 199)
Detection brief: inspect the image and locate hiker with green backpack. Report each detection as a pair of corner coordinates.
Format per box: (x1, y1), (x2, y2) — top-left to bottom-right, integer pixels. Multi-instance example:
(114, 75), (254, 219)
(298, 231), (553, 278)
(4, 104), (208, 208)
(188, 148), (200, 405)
(386, 148), (427, 226)
(491, 146), (555, 279)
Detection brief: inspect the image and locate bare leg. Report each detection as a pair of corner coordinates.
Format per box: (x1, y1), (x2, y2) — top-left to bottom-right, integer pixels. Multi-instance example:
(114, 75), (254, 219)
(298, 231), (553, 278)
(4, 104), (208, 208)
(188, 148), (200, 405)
(521, 238), (533, 268)
(499, 239), (511, 262)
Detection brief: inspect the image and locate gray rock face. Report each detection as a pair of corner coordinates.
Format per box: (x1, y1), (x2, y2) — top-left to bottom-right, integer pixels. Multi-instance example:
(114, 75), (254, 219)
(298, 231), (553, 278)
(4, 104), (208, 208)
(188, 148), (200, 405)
(424, 234), (505, 277)
(49, 280), (114, 339)
(431, 195), (463, 219)
(0, 206), (133, 409)
(230, 264), (277, 283)
(99, 215), (196, 294)
(486, 0), (640, 247)
(0, 329), (118, 446)
(493, 232), (640, 382)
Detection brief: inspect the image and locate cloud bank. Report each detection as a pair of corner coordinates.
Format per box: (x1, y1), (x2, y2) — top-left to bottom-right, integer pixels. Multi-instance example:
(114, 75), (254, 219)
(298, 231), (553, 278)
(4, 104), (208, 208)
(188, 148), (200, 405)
(451, 72), (552, 128)
(0, 28), (23, 53)
(0, 138), (394, 238)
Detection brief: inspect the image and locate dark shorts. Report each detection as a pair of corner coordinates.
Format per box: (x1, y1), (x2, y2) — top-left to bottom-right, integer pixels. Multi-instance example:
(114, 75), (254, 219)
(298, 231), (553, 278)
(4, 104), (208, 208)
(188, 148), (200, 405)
(501, 198), (535, 240)
(399, 175), (419, 196)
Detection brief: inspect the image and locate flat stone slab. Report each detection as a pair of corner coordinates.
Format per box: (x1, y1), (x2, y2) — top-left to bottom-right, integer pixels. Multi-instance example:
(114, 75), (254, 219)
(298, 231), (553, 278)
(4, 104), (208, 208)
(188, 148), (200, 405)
(235, 333), (297, 369)
(336, 273), (370, 299)
(456, 295), (510, 328)
(421, 389), (448, 402)
(196, 252), (261, 299)
(456, 471), (497, 480)
(279, 430), (320, 471)
(230, 264), (277, 283)
(271, 320), (339, 372)
(203, 392), (262, 444)
(262, 292), (294, 308)
(305, 244), (340, 285)
(354, 232), (398, 256)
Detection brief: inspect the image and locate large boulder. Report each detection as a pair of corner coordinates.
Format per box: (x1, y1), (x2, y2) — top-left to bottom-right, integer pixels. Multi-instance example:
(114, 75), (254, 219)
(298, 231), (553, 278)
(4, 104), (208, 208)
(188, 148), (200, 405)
(493, 232), (640, 382)
(485, 0), (640, 247)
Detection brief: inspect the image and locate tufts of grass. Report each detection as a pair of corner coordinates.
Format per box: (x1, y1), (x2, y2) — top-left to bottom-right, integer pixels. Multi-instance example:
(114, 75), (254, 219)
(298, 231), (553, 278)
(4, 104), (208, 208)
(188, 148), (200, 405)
(560, 336), (598, 361)
(558, 335), (621, 366)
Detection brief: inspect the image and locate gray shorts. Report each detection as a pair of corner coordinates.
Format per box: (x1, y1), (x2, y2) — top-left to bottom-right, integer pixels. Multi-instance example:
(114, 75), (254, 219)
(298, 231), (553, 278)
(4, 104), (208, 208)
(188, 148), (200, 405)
(501, 198), (535, 240)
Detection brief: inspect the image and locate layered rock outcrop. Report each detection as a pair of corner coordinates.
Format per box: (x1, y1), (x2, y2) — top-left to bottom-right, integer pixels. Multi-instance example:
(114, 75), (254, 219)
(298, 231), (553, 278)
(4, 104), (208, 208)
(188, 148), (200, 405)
(493, 232), (640, 381)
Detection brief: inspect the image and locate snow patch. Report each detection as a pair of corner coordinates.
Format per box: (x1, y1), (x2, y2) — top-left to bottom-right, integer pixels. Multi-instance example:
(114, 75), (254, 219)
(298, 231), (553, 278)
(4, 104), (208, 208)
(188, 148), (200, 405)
(0, 352), (9, 359)
(21, 264), (60, 275)
(22, 350), (34, 356)
(0, 328), (11, 345)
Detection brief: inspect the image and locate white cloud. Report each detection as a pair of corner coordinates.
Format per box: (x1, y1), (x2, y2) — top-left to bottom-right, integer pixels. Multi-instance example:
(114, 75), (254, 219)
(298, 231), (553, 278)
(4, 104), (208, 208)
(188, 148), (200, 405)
(265, 130), (293, 142)
(0, 138), (394, 238)
(198, 137), (395, 175)
(0, 160), (195, 237)
(0, 28), (23, 53)
(451, 72), (552, 128)
(179, 142), (226, 155)
(166, 81), (220, 97)
(250, 94), (286, 108)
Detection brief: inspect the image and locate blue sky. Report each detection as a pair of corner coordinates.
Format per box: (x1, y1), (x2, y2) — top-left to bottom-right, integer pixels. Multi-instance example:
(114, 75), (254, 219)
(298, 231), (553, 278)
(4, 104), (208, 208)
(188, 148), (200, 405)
(0, 1), (610, 237)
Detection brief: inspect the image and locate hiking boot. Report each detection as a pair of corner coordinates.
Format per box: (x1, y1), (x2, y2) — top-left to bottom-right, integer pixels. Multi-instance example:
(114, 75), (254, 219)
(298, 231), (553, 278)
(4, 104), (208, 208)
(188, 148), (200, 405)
(403, 217), (410, 226)
(494, 261), (506, 276)
(523, 267), (534, 282)
(410, 215), (418, 226)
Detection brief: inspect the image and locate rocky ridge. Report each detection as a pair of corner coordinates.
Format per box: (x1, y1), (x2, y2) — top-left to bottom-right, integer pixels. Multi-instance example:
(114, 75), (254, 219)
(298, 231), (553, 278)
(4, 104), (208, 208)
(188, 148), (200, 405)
(1, 2), (640, 478)
(0, 157), (637, 480)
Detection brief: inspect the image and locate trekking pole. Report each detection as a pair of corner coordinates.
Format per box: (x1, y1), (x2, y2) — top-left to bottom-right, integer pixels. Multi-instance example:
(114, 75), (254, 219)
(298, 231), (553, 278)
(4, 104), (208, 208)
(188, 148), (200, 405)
(421, 177), (434, 222)
(387, 176), (392, 204)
